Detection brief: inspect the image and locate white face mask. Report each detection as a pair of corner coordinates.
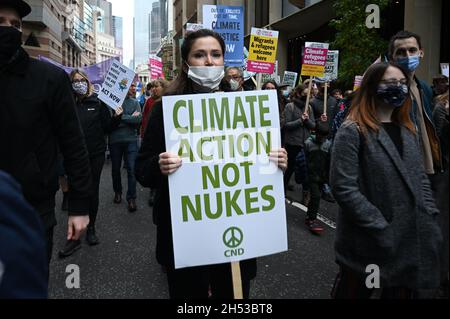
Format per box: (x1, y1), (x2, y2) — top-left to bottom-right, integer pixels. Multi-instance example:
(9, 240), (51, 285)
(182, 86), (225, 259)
(186, 63), (225, 90)
(229, 78), (241, 91)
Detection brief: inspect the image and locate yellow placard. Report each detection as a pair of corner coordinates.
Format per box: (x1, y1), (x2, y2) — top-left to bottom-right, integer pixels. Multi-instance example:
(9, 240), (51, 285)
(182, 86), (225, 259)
(301, 64), (326, 77)
(248, 35), (278, 64)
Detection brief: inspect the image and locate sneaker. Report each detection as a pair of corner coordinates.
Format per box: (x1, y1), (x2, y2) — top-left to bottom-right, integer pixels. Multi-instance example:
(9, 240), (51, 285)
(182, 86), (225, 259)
(86, 225), (99, 246)
(113, 193), (122, 204)
(305, 218), (324, 235)
(128, 199), (137, 212)
(58, 239), (81, 258)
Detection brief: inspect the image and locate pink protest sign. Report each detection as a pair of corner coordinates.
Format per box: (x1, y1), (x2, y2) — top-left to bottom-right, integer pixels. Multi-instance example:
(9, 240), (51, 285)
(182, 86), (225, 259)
(301, 42), (329, 78)
(149, 55), (164, 79)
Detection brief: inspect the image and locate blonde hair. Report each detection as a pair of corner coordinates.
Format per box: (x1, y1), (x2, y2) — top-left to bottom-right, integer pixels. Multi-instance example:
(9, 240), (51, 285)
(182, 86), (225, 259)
(69, 69), (94, 97)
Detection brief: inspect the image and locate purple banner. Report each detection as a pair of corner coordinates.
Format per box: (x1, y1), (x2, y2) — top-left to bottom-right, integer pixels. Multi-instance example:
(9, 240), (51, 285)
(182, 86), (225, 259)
(38, 56), (120, 93)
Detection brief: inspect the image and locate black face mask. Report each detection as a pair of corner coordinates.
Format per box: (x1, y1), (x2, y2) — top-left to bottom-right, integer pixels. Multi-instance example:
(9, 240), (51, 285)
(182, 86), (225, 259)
(0, 26), (22, 64)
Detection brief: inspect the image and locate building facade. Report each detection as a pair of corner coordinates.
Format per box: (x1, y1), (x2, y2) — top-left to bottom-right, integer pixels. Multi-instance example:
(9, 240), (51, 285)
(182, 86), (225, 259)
(87, 0), (113, 36)
(22, 0), (64, 63)
(134, 0), (154, 69)
(150, 1), (161, 54)
(22, 0), (90, 67)
(96, 31), (122, 63)
(156, 30), (175, 80)
(136, 63), (151, 84)
(112, 16), (123, 49)
(84, 1), (97, 65)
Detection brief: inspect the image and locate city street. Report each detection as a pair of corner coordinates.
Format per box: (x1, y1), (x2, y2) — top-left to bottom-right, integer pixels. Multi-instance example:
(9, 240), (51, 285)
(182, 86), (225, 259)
(49, 159), (339, 299)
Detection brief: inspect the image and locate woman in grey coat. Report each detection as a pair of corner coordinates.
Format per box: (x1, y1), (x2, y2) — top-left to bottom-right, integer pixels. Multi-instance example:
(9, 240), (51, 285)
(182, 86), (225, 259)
(283, 85), (315, 189)
(330, 62), (442, 298)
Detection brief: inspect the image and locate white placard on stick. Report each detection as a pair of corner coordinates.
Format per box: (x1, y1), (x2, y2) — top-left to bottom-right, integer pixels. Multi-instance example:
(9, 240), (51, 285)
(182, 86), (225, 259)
(162, 90), (288, 269)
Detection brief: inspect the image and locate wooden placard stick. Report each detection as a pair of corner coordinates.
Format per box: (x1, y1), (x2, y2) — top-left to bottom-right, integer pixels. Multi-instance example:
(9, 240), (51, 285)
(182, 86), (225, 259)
(304, 76), (313, 116)
(231, 262), (243, 299)
(256, 73), (263, 90)
(323, 81), (328, 116)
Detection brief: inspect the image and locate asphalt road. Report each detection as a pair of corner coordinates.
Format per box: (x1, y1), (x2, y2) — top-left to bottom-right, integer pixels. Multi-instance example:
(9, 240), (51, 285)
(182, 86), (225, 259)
(48, 160), (339, 299)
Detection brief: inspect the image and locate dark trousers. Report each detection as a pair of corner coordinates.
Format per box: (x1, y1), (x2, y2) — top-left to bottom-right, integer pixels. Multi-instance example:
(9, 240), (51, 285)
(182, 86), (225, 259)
(284, 144), (302, 188)
(88, 154), (105, 226)
(331, 265), (413, 299)
(45, 226), (54, 264)
(166, 264), (251, 299)
(307, 180), (324, 220)
(110, 141), (138, 201)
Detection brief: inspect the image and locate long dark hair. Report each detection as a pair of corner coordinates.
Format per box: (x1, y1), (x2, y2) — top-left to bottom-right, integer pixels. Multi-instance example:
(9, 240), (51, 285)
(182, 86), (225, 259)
(262, 80), (285, 113)
(347, 62), (415, 136)
(164, 29), (226, 96)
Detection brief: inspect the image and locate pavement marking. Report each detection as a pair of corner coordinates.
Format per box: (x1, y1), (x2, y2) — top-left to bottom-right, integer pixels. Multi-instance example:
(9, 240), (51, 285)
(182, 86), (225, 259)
(285, 198), (337, 230)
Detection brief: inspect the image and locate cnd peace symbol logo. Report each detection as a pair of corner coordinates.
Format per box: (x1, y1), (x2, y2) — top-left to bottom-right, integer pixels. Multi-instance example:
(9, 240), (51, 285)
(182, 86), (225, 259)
(223, 227), (244, 248)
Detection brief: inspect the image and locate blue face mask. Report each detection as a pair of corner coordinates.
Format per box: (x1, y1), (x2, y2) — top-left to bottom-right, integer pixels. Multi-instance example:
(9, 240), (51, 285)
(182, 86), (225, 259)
(377, 83), (409, 108)
(397, 55), (420, 72)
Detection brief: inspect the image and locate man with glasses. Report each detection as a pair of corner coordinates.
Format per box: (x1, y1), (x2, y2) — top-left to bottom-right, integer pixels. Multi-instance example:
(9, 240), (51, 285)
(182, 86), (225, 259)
(0, 0), (92, 266)
(224, 67), (245, 92)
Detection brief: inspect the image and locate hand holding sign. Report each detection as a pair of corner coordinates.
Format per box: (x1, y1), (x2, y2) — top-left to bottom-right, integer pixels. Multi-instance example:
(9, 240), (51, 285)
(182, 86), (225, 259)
(301, 112), (310, 121)
(269, 148), (288, 172)
(320, 113), (328, 122)
(114, 106), (123, 117)
(159, 152), (182, 175)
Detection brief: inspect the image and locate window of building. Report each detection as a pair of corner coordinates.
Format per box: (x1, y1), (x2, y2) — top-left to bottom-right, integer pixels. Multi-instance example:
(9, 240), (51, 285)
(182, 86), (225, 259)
(25, 32), (40, 47)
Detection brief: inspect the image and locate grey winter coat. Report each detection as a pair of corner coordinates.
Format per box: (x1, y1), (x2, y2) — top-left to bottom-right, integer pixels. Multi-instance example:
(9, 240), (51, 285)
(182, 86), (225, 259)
(283, 99), (315, 147)
(330, 121), (443, 289)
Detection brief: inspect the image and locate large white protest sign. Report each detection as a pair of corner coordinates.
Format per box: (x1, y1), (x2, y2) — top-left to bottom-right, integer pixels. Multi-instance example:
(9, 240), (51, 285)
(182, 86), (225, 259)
(162, 90), (288, 269)
(98, 60), (135, 111)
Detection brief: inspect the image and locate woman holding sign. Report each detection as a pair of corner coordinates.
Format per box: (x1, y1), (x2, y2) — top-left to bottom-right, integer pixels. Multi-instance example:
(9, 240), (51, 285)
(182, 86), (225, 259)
(58, 69), (122, 258)
(136, 29), (287, 299)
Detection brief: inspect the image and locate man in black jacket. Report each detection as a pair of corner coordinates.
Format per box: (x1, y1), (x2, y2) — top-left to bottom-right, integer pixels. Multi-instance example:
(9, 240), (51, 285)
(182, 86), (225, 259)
(0, 0), (91, 263)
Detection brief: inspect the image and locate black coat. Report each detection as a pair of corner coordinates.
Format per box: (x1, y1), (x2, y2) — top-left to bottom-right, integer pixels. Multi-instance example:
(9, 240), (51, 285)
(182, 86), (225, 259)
(0, 48), (92, 229)
(74, 94), (120, 158)
(135, 99), (257, 282)
(310, 94), (337, 124)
